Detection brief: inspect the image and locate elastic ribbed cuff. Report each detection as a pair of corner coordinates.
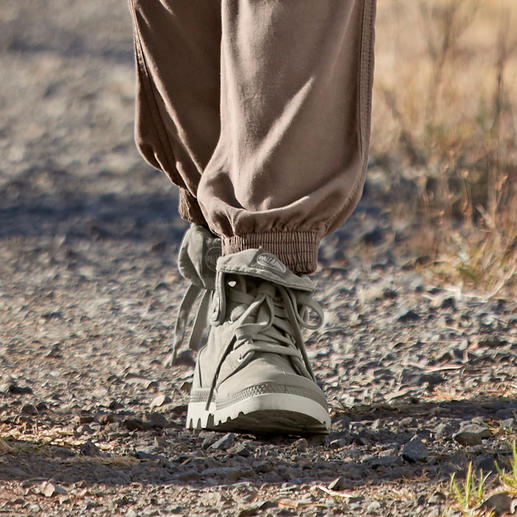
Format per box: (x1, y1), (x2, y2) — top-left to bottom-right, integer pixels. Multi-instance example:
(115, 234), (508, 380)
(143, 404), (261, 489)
(222, 231), (321, 274)
(178, 188), (207, 227)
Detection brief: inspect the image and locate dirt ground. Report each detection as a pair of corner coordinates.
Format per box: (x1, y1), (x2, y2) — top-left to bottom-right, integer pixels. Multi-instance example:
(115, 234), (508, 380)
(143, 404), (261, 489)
(1, 2), (516, 516)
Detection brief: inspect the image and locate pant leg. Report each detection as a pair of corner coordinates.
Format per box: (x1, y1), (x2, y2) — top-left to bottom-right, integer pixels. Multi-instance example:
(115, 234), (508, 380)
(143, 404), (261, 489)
(198, 0), (377, 274)
(128, 0), (221, 226)
(129, 0), (376, 274)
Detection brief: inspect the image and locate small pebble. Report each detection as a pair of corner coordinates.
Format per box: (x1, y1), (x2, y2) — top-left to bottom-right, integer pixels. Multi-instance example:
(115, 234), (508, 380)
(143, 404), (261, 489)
(209, 433), (236, 451)
(328, 477), (347, 491)
(39, 481), (66, 497)
(150, 394), (168, 408)
(453, 423), (491, 446)
(80, 440), (101, 457)
(401, 436), (428, 463)
(6, 383), (33, 395)
(21, 403), (38, 415)
(478, 493), (517, 516)
(395, 308), (421, 323)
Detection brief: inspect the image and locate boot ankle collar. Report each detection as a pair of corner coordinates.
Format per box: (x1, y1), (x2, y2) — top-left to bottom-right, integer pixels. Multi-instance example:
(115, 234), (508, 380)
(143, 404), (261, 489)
(210, 249), (315, 324)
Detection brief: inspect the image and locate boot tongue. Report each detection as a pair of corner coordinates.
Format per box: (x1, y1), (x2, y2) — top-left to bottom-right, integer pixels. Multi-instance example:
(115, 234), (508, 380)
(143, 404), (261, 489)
(212, 249), (314, 327)
(256, 282), (276, 298)
(225, 270), (304, 375)
(225, 276), (246, 321)
(227, 277), (276, 322)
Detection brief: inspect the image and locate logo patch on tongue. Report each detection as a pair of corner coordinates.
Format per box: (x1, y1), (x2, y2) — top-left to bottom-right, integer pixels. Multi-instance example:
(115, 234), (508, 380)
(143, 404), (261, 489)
(254, 251), (287, 274)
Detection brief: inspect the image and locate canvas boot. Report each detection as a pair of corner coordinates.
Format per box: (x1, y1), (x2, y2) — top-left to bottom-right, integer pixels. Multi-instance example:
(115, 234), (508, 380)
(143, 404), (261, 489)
(186, 248), (331, 434)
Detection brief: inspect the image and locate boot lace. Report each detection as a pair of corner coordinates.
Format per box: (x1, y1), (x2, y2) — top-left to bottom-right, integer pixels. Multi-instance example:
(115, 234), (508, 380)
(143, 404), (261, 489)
(205, 278), (324, 409)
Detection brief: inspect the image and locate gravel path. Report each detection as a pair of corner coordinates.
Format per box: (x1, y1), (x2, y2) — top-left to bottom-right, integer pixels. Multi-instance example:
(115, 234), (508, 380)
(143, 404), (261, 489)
(1, 2), (516, 516)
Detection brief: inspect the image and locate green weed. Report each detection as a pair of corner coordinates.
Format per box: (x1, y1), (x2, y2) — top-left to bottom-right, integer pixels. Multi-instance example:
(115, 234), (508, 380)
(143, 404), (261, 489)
(495, 440), (517, 497)
(449, 462), (491, 515)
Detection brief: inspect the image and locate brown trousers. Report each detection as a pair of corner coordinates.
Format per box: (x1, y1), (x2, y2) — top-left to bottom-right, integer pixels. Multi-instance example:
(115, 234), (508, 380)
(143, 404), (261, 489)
(128, 0), (376, 273)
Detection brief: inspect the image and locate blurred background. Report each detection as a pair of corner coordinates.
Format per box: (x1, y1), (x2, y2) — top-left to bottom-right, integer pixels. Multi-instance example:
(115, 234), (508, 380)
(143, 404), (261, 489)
(373, 0), (516, 296)
(0, 0), (515, 295)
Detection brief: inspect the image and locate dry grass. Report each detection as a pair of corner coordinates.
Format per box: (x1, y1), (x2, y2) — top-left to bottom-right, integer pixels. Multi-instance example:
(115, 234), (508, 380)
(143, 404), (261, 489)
(373, 0), (517, 295)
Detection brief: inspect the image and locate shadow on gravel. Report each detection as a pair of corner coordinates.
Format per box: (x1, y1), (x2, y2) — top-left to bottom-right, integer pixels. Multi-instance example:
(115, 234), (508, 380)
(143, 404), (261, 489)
(337, 397), (517, 422)
(6, 37), (133, 64)
(0, 437), (438, 487)
(0, 165), (381, 249)
(0, 192), (186, 244)
(1, 397), (515, 489)
(0, 170), (187, 245)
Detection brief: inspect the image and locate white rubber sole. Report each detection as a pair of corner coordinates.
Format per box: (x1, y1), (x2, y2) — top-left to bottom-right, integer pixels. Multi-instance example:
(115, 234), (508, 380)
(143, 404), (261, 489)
(186, 392), (331, 435)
